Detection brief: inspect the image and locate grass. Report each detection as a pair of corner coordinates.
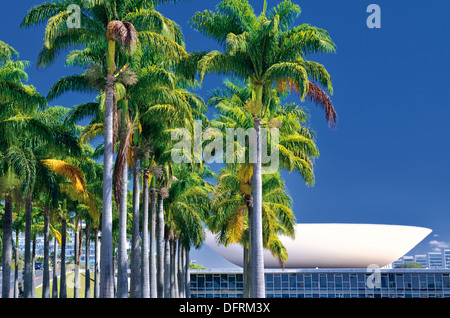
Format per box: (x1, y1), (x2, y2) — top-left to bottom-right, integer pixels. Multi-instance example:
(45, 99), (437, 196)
(35, 272), (95, 298)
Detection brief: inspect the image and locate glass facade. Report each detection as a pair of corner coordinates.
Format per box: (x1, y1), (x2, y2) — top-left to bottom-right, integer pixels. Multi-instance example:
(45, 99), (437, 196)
(190, 269), (450, 298)
(444, 250), (450, 269)
(428, 253), (444, 269)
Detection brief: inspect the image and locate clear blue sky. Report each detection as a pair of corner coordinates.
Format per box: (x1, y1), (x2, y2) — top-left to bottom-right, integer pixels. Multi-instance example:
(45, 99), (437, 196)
(2, 0), (450, 268)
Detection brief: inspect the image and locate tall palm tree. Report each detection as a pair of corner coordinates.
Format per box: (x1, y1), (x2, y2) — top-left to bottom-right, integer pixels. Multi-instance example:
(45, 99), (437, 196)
(125, 62), (206, 297)
(140, 83), (207, 297)
(208, 78), (320, 296)
(103, 19), (139, 298)
(33, 191), (63, 298)
(12, 206), (25, 298)
(209, 164), (294, 296)
(0, 41), (47, 298)
(6, 105), (84, 298)
(190, 0), (337, 297)
(163, 164), (213, 297)
(39, 142), (101, 299)
(59, 65), (197, 298)
(22, 0), (189, 297)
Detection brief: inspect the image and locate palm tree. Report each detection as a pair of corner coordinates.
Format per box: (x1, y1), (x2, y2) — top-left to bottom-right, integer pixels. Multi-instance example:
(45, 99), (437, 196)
(12, 204), (25, 298)
(209, 165), (294, 296)
(78, 156), (103, 298)
(125, 63), (206, 297)
(0, 41), (47, 298)
(59, 66), (196, 298)
(0, 44), (85, 300)
(22, 0), (189, 297)
(56, 200), (71, 298)
(164, 164), (213, 297)
(139, 81), (207, 297)
(32, 192), (63, 298)
(116, 99), (132, 298)
(208, 78), (320, 296)
(52, 145), (102, 299)
(103, 19), (139, 298)
(42, 160), (95, 300)
(6, 105), (85, 298)
(209, 78), (319, 180)
(190, 0), (337, 297)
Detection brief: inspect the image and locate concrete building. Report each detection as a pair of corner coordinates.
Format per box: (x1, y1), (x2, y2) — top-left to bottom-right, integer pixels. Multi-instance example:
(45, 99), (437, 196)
(190, 268), (450, 298)
(196, 223), (450, 298)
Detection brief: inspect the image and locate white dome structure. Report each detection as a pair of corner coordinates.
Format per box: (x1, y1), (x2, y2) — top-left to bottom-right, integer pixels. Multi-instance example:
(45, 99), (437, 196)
(205, 223), (432, 269)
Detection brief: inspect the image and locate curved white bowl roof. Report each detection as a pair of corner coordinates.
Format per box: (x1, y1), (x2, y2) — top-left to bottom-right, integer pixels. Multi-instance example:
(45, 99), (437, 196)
(205, 223), (432, 269)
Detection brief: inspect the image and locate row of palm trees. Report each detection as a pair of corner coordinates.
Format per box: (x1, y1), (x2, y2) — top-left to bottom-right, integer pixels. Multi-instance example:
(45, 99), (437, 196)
(0, 0), (337, 298)
(0, 37), (103, 298)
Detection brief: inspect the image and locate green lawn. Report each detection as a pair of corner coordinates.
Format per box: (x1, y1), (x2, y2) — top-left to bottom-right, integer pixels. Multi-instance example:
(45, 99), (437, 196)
(35, 272), (95, 298)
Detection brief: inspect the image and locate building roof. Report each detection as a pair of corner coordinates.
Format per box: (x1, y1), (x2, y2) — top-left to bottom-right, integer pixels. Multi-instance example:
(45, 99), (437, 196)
(205, 223), (432, 269)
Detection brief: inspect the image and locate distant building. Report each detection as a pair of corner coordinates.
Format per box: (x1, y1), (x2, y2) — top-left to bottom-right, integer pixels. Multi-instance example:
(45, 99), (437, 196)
(14, 224), (97, 268)
(393, 249), (450, 269)
(444, 250), (450, 269)
(403, 256), (414, 263)
(429, 252), (444, 269)
(415, 255), (428, 268)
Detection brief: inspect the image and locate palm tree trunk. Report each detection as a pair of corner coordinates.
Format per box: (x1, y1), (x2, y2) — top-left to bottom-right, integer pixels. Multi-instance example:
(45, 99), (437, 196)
(52, 236), (58, 298)
(130, 155), (141, 298)
(94, 228), (100, 298)
(42, 207), (50, 298)
(149, 188), (157, 298)
(32, 238), (36, 298)
(164, 226), (172, 298)
(245, 195), (253, 298)
(78, 226), (83, 270)
(141, 170), (150, 298)
(251, 114), (265, 298)
(177, 240), (183, 298)
(243, 245), (250, 298)
(101, 37), (117, 298)
(74, 229), (79, 298)
(100, 72), (115, 298)
(60, 218), (67, 298)
(117, 155), (129, 298)
(170, 237), (177, 298)
(184, 247), (191, 298)
(2, 194), (13, 298)
(85, 223), (91, 298)
(113, 248), (117, 297)
(156, 192), (165, 298)
(14, 231), (19, 298)
(24, 195), (33, 298)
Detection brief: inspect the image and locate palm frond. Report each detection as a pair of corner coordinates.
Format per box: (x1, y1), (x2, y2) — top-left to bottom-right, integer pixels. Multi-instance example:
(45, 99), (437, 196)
(6, 146), (37, 194)
(278, 23), (336, 60)
(264, 62), (309, 100)
(138, 31), (187, 60)
(46, 73), (97, 101)
(189, 10), (243, 46)
(0, 82), (46, 109)
(20, 1), (68, 28)
(198, 51), (252, 83)
(65, 102), (101, 125)
(41, 159), (86, 193)
(266, 0), (301, 31)
(306, 82), (337, 128)
(216, 0), (257, 32)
